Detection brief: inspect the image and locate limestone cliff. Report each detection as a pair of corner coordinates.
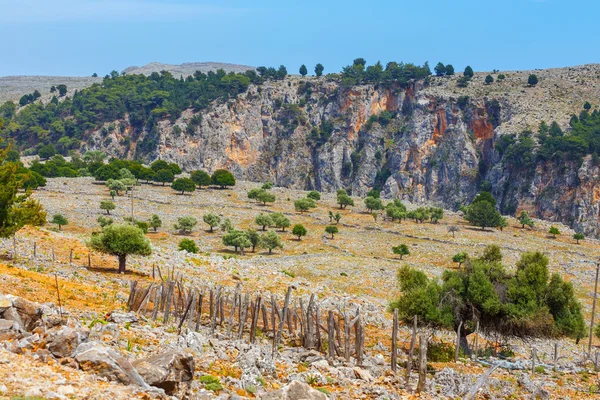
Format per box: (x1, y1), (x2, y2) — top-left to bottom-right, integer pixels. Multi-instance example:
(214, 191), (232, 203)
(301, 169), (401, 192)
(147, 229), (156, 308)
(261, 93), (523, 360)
(82, 65), (600, 236)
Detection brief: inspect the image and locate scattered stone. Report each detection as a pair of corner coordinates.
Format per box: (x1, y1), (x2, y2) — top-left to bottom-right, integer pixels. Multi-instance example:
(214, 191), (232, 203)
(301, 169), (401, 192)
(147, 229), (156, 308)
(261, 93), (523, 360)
(45, 326), (88, 358)
(74, 341), (148, 387)
(133, 350), (194, 395)
(107, 310), (139, 324)
(261, 380), (328, 400)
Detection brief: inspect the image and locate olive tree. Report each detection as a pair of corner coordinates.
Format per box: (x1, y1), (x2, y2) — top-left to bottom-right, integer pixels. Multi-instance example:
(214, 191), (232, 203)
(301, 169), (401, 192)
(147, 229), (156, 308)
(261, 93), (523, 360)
(261, 231), (283, 254)
(325, 225), (338, 239)
(392, 244), (410, 259)
(51, 214), (68, 230)
(100, 200), (116, 215)
(87, 224), (151, 273)
(292, 224), (307, 240)
(174, 216), (198, 234)
(203, 212), (221, 232)
(255, 213), (272, 231)
(149, 214), (162, 232)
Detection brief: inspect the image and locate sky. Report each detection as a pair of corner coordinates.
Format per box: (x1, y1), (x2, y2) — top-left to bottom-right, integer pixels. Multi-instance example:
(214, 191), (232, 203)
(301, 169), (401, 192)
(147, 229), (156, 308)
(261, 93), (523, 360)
(0, 0), (597, 77)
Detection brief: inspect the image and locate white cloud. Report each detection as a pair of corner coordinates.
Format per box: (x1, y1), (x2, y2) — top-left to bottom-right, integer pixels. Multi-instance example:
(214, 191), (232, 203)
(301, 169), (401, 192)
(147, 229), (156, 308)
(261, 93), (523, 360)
(0, 0), (247, 23)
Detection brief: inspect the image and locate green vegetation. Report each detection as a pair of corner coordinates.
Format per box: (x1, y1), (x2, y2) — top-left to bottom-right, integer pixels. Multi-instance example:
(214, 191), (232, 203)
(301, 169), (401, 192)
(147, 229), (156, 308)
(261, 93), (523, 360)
(573, 232), (585, 244)
(153, 169), (174, 186)
(222, 230), (252, 254)
(203, 212), (221, 232)
(149, 214), (162, 232)
(336, 189), (354, 209)
(549, 226), (560, 238)
(211, 169), (236, 188)
(463, 192), (502, 230)
(271, 212), (290, 231)
(260, 231), (283, 254)
(391, 245), (586, 342)
(292, 224), (307, 240)
(174, 216), (197, 234)
(392, 244), (410, 259)
(0, 145), (46, 238)
(340, 58), (431, 88)
(314, 63), (324, 77)
(518, 210), (534, 228)
(528, 74), (539, 86)
(386, 199), (407, 222)
(100, 200), (116, 215)
(364, 196), (384, 212)
(307, 190), (321, 201)
(178, 238), (198, 253)
(485, 74), (494, 84)
(255, 213), (272, 231)
(50, 213), (68, 230)
(87, 224), (152, 273)
(299, 64), (308, 76)
(190, 170), (211, 188)
(452, 252), (468, 268)
(171, 177), (195, 194)
(97, 216), (113, 228)
(325, 225), (338, 239)
(1, 70), (259, 155)
(463, 66), (474, 78)
(294, 198), (316, 212)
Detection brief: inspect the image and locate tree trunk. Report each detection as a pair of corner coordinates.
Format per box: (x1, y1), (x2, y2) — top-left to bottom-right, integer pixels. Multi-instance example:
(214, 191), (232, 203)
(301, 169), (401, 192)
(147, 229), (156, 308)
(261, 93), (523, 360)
(58, 225), (62, 231)
(209, 226), (213, 232)
(269, 248), (272, 254)
(118, 255), (127, 274)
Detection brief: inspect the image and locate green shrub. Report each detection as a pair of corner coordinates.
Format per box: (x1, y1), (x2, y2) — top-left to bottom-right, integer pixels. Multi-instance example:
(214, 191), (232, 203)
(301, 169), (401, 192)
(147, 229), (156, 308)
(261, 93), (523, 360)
(178, 239), (198, 253)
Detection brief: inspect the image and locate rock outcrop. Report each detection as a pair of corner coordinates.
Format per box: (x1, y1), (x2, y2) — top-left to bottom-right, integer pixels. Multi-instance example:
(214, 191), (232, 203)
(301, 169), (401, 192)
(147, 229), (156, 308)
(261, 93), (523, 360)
(80, 69), (600, 236)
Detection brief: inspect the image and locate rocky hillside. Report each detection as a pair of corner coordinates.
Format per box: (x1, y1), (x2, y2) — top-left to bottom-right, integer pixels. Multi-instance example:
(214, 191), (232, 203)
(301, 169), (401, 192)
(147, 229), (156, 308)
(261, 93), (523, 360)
(81, 64), (600, 236)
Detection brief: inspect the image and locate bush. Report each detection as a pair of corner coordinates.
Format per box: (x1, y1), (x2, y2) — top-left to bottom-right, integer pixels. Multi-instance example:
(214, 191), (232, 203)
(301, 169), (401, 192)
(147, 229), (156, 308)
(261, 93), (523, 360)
(51, 214), (68, 230)
(294, 198), (316, 212)
(179, 239), (198, 253)
(292, 224), (307, 240)
(391, 246), (587, 341)
(528, 74), (539, 86)
(307, 190), (321, 201)
(549, 226), (560, 238)
(574, 232), (585, 243)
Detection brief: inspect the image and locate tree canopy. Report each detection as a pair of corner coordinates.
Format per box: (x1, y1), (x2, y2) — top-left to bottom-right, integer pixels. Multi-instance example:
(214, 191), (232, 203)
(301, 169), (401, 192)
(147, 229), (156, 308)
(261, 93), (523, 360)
(87, 224), (151, 273)
(391, 246), (586, 343)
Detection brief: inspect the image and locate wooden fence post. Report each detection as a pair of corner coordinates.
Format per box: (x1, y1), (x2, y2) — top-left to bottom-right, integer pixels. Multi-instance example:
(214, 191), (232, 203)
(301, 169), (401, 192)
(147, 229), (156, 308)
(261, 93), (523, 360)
(553, 343), (558, 371)
(473, 321), (479, 361)
(273, 286), (292, 354)
(327, 310), (335, 359)
(531, 348), (536, 374)
(69, 249), (73, 265)
(416, 335), (427, 394)
(88, 251), (91, 268)
(33, 242), (36, 259)
(455, 320), (463, 362)
(405, 315), (417, 388)
(52, 246), (55, 262)
(391, 309), (398, 373)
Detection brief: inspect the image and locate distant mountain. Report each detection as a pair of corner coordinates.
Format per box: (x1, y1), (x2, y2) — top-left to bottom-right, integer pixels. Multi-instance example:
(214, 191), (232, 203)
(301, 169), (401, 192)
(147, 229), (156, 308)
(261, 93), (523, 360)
(122, 62), (255, 77)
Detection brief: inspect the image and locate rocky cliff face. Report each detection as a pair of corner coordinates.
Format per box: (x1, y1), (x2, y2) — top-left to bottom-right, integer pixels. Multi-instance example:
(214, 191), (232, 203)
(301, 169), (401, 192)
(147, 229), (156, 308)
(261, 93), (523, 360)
(82, 67), (600, 236)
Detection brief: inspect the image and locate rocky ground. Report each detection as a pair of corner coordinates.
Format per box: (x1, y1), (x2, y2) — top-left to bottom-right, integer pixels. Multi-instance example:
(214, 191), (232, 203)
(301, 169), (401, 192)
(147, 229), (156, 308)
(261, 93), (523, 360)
(1, 177), (600, 399)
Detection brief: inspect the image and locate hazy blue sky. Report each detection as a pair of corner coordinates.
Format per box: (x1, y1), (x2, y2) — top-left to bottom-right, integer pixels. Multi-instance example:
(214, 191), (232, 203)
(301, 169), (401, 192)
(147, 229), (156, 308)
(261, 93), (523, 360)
(0, 0), (596, 77)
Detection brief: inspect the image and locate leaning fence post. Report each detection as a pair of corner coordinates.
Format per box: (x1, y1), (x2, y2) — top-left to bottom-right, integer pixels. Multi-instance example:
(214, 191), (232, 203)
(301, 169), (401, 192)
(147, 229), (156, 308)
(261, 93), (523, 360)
(473, 321), (479, 361)
(553, 343), (558, 371)
(416, 335), (428, 394)
(391, 309), (398, 373)
(52, 246), (55, 262)
(327, 310), (335, 359)
(531, 348), (536, 374)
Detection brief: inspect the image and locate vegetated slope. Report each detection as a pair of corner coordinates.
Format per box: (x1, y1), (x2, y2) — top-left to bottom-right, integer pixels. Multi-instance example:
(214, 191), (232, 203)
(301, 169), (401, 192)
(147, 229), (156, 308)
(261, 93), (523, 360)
(122, 61), (255, 77)
(0, 62), (254, 104)
(5, 63), (600, 236)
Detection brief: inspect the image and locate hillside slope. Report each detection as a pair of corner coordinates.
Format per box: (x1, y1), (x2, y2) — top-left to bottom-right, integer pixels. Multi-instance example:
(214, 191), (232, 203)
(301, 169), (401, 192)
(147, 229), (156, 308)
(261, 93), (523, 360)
(79, 64), (600, 236)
